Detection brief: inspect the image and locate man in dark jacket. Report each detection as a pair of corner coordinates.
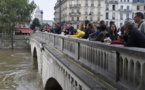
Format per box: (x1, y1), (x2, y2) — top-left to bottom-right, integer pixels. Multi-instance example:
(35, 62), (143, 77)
(123, 20), (145, 48)
(68, 23), (74, 35)
(54, 23), (61, 34)
(82, 20), (90, 39)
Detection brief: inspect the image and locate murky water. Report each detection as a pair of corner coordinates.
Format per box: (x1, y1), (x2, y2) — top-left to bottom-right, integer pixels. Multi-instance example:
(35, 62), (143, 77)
(0, 49), (43, 90)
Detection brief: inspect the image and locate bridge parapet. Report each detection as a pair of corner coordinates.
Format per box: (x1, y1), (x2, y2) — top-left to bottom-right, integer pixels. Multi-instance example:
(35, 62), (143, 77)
(31, 32), (145, 90)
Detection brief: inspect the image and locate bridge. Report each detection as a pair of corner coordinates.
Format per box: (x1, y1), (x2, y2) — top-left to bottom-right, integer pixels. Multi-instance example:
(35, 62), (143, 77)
(29, 32), (145, 90)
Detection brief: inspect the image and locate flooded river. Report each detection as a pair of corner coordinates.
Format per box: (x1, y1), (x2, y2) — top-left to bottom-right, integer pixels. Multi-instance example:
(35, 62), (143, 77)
(0, 49), (43, 90)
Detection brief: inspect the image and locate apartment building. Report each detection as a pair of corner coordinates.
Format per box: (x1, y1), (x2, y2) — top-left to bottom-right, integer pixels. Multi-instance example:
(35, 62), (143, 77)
(105, 0), (132, 27)
(105, 0), (118, 26)
(118, 0), (132, 27)
(54, 0), (105, 28)
(132, 0), (145, 19)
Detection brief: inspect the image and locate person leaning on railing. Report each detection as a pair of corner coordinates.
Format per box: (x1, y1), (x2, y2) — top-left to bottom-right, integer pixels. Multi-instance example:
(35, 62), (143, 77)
(69, 29), (85, 38)
(91, 24), (108, 41)
(123, 20), (145, 48)
(102, 23), (119, 43)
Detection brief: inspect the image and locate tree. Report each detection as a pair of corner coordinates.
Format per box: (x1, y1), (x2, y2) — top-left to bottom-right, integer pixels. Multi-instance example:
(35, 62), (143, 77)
(30, 18), (41, 30)
(0, 0), (36, 49)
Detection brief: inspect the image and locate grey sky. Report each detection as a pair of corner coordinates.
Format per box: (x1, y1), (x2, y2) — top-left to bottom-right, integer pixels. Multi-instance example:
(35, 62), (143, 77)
(30, 0), (57, 20)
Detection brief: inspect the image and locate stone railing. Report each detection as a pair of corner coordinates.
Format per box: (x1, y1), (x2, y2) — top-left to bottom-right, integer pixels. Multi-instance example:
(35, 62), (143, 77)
(31, 32), (145, 90)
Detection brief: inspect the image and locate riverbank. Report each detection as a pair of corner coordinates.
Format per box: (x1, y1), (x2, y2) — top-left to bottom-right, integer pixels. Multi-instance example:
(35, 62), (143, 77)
(0, 35), (30, 49)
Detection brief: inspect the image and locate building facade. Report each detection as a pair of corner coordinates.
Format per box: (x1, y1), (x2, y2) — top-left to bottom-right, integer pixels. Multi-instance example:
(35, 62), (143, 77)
(54, 0), (145, 28)
(105, 0), (132, 27)
(132, 0), (145, 19)
(117, 0), (132, 27)
(105, 0), (119, 26)
(54, 0), (105, 28)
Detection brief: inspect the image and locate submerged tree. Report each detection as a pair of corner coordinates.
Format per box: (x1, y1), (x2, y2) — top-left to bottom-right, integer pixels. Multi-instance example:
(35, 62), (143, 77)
(0, 0), (36, 49)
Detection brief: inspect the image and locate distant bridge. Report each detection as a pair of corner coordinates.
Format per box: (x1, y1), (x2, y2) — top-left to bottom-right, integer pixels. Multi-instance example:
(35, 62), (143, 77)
(30, 32), (145, 90)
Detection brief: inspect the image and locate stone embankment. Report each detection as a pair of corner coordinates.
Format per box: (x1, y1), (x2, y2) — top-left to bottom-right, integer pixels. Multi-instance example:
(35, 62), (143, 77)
(0, 35), (30, 49)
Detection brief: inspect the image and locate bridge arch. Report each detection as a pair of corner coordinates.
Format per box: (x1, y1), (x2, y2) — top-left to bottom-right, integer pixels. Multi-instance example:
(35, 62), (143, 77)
(33, 47), (38, 70)
(45, 78), (63, 90)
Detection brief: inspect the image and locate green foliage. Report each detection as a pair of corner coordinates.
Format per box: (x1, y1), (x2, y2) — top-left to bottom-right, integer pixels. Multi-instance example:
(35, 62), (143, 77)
(41, 23), (48, 28)
(30, 18), (41, 30)
(0, 0), (36, 34)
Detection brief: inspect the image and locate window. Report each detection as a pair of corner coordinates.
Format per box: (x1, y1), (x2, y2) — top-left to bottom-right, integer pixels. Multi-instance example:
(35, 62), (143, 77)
(137, 0), (139, 2)
(127, 0), (129, 2)
(121, 6), (123, 10)
(77, 9), (79, 13)
(97, 17), (100, 21)
(106, 12), (109, 19)
(71, 9), (74, 13)
(98, 12), (101, 15)
(85, 0), (88, 6)
(76, 0), (80, 5)
(72, 17), (74, 21)
(90, 8), (93, 15)
(98, 8), (100, 14)
(77, 17), (79, 21)
(85, 16), (87, 20)
(120, 23), (123, 27)
(127, 6), (129, 10)
(137, 6), (140, 10)
(112, 12), (115, 19)
(90, 16), (93, 21)
(126, 13), (129, 19)
(106, 4), (109, 10)
(120, 13), (123, 20)
(112, 5), (115, 10)
(106, 21), (109, 26)
(121, 0), (122, 2)
(98, 1), (101, 6)
(85, 8), (88, 14)
(91, 0), (94, 5)
(71, 1), (75, 6)
(132, 13), (134, 18)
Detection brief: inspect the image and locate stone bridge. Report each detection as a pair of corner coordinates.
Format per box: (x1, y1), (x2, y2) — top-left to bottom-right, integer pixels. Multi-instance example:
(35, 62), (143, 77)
(29, 32), (145, 90)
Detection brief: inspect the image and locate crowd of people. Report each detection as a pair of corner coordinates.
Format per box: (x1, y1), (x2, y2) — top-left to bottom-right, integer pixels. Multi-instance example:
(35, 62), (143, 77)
(42, 12), (145, 48)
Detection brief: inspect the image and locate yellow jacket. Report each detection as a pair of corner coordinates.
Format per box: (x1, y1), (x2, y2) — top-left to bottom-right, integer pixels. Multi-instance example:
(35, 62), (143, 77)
(70, 29), (85, 38)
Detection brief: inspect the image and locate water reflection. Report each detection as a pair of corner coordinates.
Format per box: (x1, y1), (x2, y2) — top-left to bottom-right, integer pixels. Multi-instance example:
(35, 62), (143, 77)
(0, 49), (43, 90)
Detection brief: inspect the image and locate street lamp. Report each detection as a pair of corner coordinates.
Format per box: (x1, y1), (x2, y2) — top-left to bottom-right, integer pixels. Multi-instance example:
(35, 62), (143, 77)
(40, 10), (43, 25)
(59, 0), (61, 23)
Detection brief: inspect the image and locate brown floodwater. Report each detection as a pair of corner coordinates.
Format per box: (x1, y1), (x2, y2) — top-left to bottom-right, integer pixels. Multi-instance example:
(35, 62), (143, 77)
(0, 49), (43, 90)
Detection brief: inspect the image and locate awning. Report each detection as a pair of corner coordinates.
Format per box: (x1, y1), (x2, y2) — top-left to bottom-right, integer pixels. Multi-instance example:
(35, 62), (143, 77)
(17, 28), (33, 33)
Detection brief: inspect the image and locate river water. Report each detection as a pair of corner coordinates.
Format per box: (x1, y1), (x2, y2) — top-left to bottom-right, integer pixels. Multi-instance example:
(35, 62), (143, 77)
(0, 49), (43, 90)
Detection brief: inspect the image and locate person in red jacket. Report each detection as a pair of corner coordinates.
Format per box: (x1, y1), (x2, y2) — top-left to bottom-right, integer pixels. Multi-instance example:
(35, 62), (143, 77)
(46, 24), (51, 32)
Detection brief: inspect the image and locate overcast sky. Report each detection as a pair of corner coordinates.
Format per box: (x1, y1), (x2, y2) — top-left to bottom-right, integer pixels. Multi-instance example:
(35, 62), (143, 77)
(30, 0), (57, 20)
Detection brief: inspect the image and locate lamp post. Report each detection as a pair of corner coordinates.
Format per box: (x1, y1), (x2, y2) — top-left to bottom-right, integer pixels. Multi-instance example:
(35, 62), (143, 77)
(40, 10), (43, 25)
(59, 0), (61, 24)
